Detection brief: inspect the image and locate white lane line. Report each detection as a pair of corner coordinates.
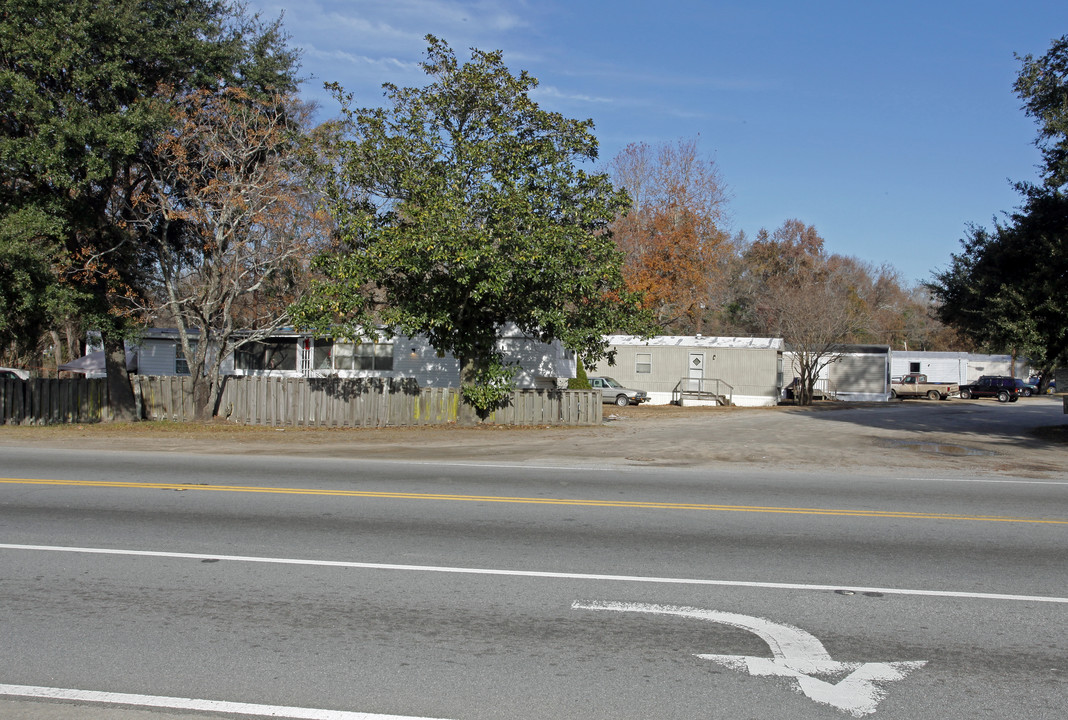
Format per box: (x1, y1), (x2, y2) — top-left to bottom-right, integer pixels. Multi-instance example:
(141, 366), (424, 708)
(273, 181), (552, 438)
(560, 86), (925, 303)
(903, 477), (1068, 486)
(3, 543), (1067, 604)
(0, 684), (452, 719)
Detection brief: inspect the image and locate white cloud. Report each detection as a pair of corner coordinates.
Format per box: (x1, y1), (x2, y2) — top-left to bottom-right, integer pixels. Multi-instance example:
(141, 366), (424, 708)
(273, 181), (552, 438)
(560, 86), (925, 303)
(249, 0), (543, 96)
(305, 47), (422, 75)
(533, 85), (615, 105)
(266, 0), (529, 52)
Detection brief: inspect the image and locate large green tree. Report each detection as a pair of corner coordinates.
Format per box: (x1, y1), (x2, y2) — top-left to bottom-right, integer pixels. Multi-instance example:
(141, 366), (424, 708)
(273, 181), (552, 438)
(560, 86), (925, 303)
(0, 0), (297, 413)
(930, 188), (1068, 382)
(0, 208), (66, 358)
(930, 35), (1068, 384)
(293, 36), (653, 414)
(1016, 35), (1068, 188)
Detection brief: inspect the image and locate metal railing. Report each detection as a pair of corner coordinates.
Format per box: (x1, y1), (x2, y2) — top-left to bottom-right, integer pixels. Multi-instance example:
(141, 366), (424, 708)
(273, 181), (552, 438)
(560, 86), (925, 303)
(671, 377), (734, 406)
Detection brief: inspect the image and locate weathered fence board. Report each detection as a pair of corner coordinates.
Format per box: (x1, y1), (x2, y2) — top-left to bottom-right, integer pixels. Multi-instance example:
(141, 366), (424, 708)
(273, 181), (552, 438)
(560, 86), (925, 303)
(1, 375), (602, 427)
(0, 378), (109, 424)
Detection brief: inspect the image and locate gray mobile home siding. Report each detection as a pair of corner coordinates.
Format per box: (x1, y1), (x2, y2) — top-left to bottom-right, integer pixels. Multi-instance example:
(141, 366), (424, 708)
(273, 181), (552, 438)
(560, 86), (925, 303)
(827, 353), (888, 399)
(137, 338), (180, 376)
(591, 341), (782, 406)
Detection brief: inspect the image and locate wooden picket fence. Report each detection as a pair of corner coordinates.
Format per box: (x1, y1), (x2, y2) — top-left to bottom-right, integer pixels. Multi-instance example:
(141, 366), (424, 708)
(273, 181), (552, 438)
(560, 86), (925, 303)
(0, 377), (110, 424)
(0, 376), (602, 427)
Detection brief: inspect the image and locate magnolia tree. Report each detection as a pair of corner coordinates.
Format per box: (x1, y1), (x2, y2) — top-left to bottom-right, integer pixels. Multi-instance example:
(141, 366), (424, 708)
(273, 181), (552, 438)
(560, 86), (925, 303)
(293, 36), (654, 417)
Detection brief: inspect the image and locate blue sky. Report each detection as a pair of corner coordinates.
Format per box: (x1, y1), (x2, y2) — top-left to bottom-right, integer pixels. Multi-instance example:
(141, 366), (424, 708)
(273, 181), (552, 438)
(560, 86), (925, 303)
(244, 1), (1068, 285)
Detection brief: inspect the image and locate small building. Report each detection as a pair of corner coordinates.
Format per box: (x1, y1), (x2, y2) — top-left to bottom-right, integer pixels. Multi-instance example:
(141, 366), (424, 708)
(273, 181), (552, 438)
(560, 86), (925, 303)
(589, 336), (784, 407)
(784, 345), (891, 402)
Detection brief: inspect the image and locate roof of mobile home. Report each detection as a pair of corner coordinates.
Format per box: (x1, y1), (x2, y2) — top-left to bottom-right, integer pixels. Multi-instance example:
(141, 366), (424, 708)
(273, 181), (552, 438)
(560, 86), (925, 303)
(605, 335), (783, 350)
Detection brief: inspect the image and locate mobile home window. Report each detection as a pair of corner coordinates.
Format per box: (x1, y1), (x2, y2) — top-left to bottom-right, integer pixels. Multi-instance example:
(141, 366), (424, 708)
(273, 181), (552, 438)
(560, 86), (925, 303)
(332, 341), (393, 371)
(635, 353), (652, 374)
(909, 362), (921, 373)
(175, 341), (197, 375)
(312, 341), (333, 370)
(234, 340), (297, 371)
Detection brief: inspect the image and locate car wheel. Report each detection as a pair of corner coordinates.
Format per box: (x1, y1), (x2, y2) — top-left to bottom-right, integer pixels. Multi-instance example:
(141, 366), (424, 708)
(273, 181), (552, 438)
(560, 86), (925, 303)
(615, 394), (629, 407)
(960, 389), (971, 399)
(1023, 388), (1033, 397)
(997, 390), (1009, 403)
(927, 390), (941, 401)
(889, 389), (898, 400)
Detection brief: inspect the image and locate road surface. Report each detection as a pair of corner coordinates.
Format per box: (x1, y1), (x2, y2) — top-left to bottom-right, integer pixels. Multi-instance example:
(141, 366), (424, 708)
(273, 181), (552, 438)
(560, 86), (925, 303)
(1, 428), (1065, 719)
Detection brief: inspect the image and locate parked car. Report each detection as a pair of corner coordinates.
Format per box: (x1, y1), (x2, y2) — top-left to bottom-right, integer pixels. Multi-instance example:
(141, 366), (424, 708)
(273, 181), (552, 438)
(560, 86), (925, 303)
(1027, 375), (1057, 394)
(1015, 378), (1039, 397)
(588, 376), (649, 406)
(0, 367), (29, 380)
(958, 375), (1020, 402)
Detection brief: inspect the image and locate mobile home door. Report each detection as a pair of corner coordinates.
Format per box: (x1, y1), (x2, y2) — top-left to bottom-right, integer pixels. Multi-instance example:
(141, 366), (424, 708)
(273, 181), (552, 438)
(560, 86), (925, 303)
(688, 352), (704, 391)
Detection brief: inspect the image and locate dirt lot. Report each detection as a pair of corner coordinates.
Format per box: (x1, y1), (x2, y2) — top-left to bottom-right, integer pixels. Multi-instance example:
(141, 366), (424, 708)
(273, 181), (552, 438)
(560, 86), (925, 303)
(3, 399), (1067, 478)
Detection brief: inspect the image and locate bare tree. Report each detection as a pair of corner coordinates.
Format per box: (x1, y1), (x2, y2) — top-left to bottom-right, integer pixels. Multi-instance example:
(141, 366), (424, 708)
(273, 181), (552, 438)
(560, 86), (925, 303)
(132, 88), (328, 419)
(741, 220), (866, 405)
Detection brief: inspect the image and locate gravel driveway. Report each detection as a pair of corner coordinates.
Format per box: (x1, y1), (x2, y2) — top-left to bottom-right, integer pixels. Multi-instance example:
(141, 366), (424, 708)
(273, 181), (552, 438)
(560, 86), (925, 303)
(3, 397), (1066, 478)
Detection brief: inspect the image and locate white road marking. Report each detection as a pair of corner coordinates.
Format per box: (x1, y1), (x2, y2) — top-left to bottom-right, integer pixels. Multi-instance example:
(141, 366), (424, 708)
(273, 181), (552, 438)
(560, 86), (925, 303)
(574, 601), (926, 717)
(905, 477), (1068, 486)
(0, 684), (452, 719)
(2, 543), (1066, 604)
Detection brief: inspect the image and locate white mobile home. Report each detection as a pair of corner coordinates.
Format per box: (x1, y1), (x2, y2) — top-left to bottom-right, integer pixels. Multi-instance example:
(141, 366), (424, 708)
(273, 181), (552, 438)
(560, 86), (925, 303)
(589, 336), (784, 407)
(130, 325), (575, 388)
(890, 351), (1029, 384)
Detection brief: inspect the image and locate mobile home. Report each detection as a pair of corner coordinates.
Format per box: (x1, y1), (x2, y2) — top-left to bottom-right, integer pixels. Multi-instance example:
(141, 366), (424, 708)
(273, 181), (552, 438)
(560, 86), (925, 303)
(130, 325), (575, 388)
(590, 336), (784, 406)
(783, 345), (892, 402)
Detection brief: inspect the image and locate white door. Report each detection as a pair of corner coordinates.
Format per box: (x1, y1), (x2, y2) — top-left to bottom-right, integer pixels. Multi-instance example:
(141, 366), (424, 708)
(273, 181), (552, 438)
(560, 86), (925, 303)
(688, 352), (704, 391)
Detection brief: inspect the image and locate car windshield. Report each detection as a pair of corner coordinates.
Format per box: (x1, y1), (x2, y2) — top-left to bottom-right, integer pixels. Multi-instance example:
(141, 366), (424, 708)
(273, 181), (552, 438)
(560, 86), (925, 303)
(601, 377), (623, 388)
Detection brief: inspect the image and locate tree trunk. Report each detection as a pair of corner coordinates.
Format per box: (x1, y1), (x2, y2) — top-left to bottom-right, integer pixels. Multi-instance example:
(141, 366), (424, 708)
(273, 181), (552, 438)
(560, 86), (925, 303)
(197, 360), (228, 423)
(192, 379), (214, 422)
(797, 362), (814, 406)
(50, 330), (62, 376)
(457, 356), (480, 425)
(104, 338), (138, 422)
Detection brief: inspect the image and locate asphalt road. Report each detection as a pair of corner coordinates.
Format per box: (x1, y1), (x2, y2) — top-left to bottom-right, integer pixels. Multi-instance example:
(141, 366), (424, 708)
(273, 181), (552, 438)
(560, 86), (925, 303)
(1, 423), (1066, 720)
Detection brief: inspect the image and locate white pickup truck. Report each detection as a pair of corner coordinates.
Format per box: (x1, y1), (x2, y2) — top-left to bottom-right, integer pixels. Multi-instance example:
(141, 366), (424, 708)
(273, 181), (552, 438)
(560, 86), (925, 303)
(889, 373), (959, 400)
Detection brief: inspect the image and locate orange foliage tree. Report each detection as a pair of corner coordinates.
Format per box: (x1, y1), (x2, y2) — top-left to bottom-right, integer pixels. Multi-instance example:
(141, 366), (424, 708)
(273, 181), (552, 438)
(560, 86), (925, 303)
(609, 138), (732, 332)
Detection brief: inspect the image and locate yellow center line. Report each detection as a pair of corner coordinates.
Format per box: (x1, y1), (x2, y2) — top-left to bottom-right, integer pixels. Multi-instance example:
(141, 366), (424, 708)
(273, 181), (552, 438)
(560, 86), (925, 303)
(1, 477), (1065, 525)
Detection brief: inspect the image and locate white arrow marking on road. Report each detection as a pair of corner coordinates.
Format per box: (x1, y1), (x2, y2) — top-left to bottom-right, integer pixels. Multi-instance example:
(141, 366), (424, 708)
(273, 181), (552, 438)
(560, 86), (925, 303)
(573, 600), (926, 717)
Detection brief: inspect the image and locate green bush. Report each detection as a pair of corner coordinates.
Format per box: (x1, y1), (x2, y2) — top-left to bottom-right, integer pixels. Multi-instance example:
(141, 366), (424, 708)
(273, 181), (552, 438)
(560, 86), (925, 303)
(568, 357), (591, 390)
